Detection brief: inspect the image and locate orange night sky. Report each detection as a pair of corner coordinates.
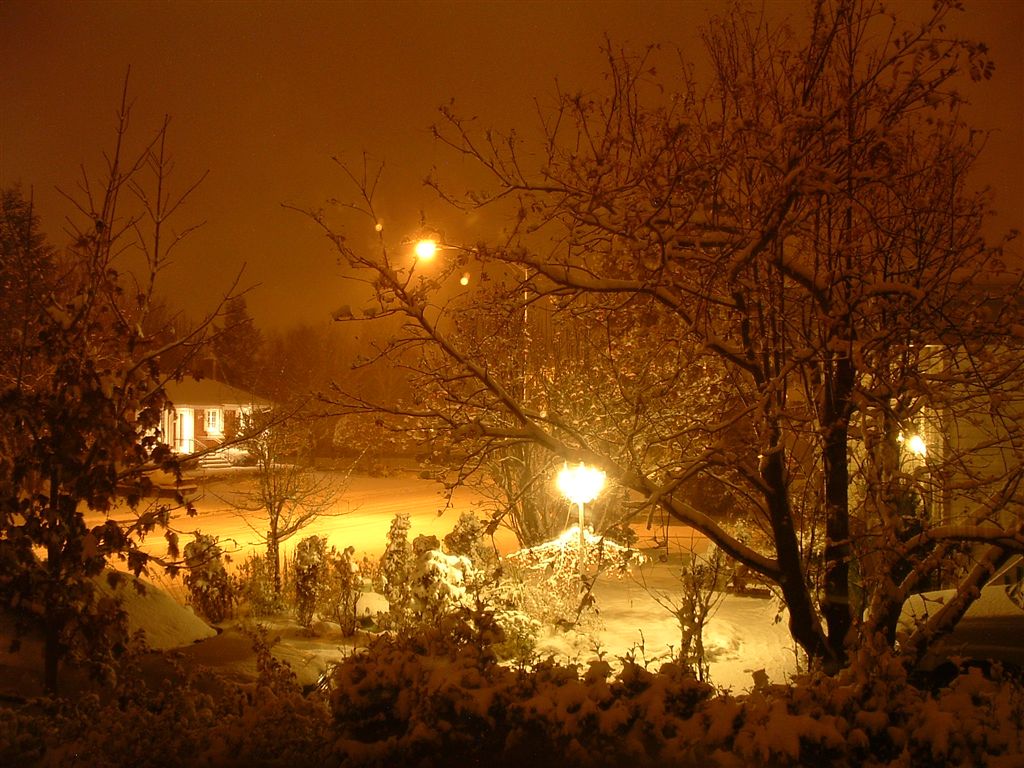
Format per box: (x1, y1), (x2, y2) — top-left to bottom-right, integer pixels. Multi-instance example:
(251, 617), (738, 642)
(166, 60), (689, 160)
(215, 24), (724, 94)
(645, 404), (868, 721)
(2, 0), (1021, 329)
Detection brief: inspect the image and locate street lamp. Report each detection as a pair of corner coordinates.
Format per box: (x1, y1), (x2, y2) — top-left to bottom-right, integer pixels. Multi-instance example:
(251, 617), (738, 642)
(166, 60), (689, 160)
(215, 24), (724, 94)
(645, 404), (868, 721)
(410, 236), (472, 286)
(413, 238), (438, 261)
(557, 462), (606, 577)
(898, 430), (927, 458)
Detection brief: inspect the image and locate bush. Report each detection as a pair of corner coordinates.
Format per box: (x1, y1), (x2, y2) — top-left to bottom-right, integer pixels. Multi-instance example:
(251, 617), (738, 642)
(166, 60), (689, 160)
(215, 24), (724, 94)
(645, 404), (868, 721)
(376, 513), (412, 630)
(326, 632), (1024, 767)
(235, 552), (286, 617)
(443, 510), (498, 574)
(182, 532), (235, 623)
(5, 631), (1023, 767)
(323, 545), (362, 636)
(4, 630), (333, 767)
(294, 536), (329, 628)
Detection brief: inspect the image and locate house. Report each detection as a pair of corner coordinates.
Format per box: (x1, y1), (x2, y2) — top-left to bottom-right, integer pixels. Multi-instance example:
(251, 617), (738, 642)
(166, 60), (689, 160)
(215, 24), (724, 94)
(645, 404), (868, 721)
(161, 378), (271, 456)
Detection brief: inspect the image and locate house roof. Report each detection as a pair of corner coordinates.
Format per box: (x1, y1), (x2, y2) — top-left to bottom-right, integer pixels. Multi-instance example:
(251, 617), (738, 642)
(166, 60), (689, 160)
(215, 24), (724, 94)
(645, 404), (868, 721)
(164, 378), (272, 409)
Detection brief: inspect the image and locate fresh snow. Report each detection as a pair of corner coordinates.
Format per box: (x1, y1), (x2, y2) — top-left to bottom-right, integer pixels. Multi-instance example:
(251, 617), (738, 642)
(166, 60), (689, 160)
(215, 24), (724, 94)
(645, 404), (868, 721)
(0, 559), (795, 696)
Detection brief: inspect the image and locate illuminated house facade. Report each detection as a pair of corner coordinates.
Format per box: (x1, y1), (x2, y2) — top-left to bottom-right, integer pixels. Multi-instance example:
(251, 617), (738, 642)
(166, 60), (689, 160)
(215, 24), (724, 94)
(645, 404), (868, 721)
(161, 379), (269, 456)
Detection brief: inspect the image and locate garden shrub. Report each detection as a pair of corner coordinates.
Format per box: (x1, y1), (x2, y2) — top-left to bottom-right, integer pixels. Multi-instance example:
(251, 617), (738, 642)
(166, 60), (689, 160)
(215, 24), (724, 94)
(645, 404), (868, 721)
(4, 630), (333, 768)
(182, 532), (235, 623)
(322, 544), (361, 636)
(376, 513), (412, 630)
(326, 631), (1024, 767)
(443, 510), (498, 575)
(294, 536), (329, 628)
(235, 551), (286, 617)
(5, 633), (1023, 767)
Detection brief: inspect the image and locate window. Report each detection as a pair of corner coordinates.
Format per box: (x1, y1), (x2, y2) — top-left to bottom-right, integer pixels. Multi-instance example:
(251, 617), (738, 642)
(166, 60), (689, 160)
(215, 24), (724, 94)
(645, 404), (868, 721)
(205, 408), (224, 436)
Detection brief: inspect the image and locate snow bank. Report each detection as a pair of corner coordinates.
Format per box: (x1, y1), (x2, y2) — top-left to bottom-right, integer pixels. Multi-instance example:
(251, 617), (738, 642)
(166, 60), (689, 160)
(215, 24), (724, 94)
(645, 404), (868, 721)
(94, 571), (217, 650)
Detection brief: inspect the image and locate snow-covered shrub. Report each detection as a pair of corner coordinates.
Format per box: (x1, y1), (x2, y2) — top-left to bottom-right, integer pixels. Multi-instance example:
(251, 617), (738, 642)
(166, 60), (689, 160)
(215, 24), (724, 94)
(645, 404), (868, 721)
(676, 544), (729, 680)
(8, 633), (1024, 767)
(410, 548), (473, 617)
(376, 512), (412, 629)
(326, 624), (1024, 767)
(443, 510), (499, 574)
(182, 531), (235, 623)
(400, 530), (539, 660)
(329, 628), (516, 764)
(490, 607), (542, 663)
(0, 699), (64, 766)
(220, 444), (254, 466)
(328, 631), (718, 767)
(235, 551), (285, 617)
(293, 535), (329, 627)
(642, 543), (728, 681)
(505, 526), (643, 631)
(323, 544), (362, 635)
(10, 631), (334, 767)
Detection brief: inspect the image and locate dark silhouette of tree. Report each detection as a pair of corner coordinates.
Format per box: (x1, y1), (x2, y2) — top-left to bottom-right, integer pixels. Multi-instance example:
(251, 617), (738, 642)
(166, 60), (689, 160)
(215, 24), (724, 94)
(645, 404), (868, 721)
(0, 185), (55, 388)
(0, 81), (231, 693)
(296, 0), (1024, 672)
(213, 295), (263, 391)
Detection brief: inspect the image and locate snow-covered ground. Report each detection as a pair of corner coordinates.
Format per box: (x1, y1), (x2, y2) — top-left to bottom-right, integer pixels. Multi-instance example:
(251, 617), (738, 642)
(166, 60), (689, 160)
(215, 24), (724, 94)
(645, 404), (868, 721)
(583, 570), (797, 690)
(0, 561), (794, 698)
(5, 471), (796, 697)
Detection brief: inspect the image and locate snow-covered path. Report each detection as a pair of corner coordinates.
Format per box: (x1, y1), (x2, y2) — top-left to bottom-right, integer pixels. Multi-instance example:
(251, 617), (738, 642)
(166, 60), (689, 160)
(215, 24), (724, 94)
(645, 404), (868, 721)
(534, 565), (798, 692)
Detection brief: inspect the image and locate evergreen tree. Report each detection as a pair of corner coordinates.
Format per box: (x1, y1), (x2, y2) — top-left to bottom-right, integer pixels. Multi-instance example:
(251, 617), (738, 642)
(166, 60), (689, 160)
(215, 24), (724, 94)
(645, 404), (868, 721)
(213, 296), (263, 390)
(0, 185), (55, 389)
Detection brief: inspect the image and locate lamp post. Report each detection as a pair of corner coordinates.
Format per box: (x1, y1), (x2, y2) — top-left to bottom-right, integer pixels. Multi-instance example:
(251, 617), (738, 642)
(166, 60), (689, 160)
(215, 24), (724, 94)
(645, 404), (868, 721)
(557, 462), (606, 578)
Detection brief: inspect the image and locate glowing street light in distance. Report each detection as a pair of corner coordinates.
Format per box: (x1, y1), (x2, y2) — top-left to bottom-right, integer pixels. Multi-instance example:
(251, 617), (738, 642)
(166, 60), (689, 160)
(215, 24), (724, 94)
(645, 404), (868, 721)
(414, 238), (438, 261)
(898, 430), (927, 457)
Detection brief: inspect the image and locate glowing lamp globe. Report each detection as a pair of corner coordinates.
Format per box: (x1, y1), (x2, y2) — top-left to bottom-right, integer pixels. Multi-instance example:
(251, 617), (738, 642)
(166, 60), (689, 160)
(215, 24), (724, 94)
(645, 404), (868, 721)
(557, 462), (606, 505)
(899, 430), (927, 458)
(414, 238), (438, 261)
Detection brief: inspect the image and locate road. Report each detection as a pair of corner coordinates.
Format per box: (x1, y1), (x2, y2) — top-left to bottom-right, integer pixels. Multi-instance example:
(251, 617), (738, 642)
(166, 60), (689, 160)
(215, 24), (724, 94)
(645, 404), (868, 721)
(97, 467), (702, 579)
(111, 468), (518, 566)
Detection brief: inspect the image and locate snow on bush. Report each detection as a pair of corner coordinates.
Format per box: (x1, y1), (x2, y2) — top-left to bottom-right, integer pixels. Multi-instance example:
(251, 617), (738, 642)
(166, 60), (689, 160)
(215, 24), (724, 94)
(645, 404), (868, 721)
(183, 532), (236, 623)
(294, 535), (329, 628)
(326, 629), (1024, 767)
(4, 634), (1023, 766)
(410, 548), (473, 616)
(375, 513), (412, 630)
(1, 628), (333, 768)
(5, 531), (1023, 766)
(323, 545), (362, 636)
(505, 525), (644, 631)
(234, 551), (285, 617)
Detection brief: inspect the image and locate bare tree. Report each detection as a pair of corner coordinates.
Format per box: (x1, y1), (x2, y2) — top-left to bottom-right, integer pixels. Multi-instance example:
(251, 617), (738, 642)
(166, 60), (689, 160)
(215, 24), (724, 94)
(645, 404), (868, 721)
(640, 543), (730, 682)
(228, 411), (347, 595)
(294, 0), (1023, 673)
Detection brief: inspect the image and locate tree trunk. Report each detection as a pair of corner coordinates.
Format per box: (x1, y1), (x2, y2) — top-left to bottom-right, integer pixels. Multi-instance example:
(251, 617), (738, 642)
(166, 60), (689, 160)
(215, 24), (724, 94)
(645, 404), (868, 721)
(821, 354), (854, 663)
(44, 476), (61, 695)
(762, 449), (836, 667)
(268, 536), (281, 595)
(43, 606), (60, 696)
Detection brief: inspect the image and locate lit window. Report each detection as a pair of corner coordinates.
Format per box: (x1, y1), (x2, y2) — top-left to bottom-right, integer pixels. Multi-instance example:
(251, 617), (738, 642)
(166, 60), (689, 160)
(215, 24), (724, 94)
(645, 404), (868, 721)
(205, 408), (224, 436)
